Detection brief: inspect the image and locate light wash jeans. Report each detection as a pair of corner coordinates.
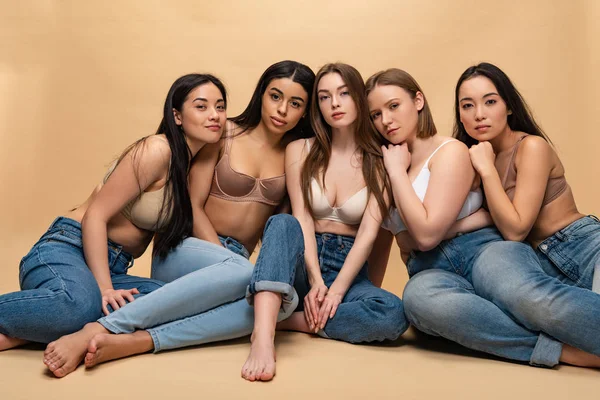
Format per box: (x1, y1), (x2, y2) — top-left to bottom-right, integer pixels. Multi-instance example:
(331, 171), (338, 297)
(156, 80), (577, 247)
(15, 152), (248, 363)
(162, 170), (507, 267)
(97, 214), (300, 352)
(247, 216), (408, 343)
(471, 216), (600, 358)
(403, 227), (562, 367)
(0, 217), (163, 343)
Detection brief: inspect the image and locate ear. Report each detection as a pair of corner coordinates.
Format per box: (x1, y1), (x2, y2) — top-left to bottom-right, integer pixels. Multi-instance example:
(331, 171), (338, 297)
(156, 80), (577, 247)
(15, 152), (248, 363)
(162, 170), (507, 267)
(507, 109), (513, 115)
(173, 108), (182, 125)
(414, 91), (425, 111)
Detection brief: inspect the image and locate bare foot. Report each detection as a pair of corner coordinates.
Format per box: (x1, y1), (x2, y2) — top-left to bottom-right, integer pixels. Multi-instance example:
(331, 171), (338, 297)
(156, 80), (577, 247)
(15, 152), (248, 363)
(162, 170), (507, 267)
(0, 333), (28, 351)
(43, 323), (108, 378)
(84, 330), (153, 368)
(561, 344), (600, 368)
(241, 331), (276, 382)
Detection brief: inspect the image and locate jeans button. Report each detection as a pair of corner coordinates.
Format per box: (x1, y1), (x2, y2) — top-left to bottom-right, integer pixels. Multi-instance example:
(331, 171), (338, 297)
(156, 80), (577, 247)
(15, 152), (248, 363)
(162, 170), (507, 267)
(540, 244), (548, 251)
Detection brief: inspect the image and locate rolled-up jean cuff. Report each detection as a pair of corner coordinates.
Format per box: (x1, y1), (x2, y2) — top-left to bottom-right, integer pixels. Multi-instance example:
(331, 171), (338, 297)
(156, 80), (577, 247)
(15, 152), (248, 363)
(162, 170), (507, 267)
(97, 318), (130, 335)
(317, 329), (330, 339)
(148, 329), (162, 353)
(246, 281), (297, 313)
(530, 332), (562, 367)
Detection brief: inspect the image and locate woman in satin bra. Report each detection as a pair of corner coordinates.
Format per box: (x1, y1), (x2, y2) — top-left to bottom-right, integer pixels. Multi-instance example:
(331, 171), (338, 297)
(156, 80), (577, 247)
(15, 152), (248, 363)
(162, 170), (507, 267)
(242, 63), (408, 375)
(0, 74), (228, 376)
(448, 62), (600, 368)
(41, 60), (316, 380)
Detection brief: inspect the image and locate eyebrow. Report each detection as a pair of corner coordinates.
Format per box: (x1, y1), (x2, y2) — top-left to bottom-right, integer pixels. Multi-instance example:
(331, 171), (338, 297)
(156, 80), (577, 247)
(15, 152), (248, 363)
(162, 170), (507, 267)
(369, 98), (401, 114)
(269, 87), (305, 103)
(317, 84), (348, 94)
(193, 98), (224, 103)
(459, 92), (499, 102)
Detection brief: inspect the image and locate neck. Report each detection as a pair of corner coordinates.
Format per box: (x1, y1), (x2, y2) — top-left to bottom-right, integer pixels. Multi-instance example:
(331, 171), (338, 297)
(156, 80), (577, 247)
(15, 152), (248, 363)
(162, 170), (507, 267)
(330, 125), (357, 153)
(185, 137), (205, 158)
(407, 134), (437, 162)
(489, 125), (518, 153)
(249, 120), (283, 149)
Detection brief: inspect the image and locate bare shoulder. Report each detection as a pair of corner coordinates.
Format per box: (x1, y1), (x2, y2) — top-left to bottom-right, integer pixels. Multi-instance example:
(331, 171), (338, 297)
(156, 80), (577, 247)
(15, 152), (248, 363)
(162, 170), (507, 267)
(129, 134), (171, 168)
(286, 138), (310, 156)
(432, 139), (470, 166)
(517, 134), (554, 163)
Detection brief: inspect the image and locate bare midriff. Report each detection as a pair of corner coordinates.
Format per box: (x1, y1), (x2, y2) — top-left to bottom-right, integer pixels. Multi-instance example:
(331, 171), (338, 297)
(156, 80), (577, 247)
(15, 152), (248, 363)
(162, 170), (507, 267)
(64, 184), (154, 258)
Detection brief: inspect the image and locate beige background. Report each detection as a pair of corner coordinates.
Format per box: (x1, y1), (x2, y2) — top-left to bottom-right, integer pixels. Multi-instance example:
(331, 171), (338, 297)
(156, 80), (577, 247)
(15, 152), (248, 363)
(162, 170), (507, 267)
(0, 1), (598, 399)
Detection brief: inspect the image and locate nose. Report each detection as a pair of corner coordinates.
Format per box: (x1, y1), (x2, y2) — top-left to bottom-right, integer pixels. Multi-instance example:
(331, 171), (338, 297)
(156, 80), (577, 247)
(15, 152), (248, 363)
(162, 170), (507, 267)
(277, 101), (288, 116)
(381, 110), (392, 126)
(208, 106), (219, 120)
(475, 104), (485, 121)
(331, 94), (340, 109)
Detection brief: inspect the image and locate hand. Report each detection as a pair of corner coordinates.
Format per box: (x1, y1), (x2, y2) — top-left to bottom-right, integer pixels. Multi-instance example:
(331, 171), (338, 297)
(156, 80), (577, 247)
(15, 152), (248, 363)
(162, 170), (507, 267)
(316, 291), (343, 331)
(101, 288), (139, 315)
(381, 143), (411, 175)
(469, 142), (496, 177)
(303, 283), (328, 332)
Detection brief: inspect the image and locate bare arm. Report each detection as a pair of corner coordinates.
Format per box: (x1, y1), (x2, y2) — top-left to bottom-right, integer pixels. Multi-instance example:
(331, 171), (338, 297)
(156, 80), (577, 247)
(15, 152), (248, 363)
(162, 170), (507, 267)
(386, 141), (475, 251)
(470, 137), (551, 241)
(189, 141), (222, 246)
(368, 228), (394, 287)
(82, 136), (169, 314)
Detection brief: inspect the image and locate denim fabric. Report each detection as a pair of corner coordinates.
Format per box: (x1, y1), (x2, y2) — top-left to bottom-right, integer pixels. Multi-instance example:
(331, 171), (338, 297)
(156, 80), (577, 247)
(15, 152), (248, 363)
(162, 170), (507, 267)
(249, 217), (408, 344)
(97, 214), (299, 352)
(403, 227), (562, 367)
(471, 216), (600, 358)
(0, 217), (163, 344)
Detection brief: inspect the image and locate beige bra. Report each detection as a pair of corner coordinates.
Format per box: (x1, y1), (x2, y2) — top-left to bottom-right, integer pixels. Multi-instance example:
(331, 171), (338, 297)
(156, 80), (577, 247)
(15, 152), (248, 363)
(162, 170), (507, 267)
(103, 161), (171, 232)
(306, 140), (368, 225)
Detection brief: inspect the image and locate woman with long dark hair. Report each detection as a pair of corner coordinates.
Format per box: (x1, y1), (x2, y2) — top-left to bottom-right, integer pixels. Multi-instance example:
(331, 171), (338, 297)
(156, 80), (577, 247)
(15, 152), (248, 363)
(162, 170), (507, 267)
(0, 73), (228, 376)
(452, 62), (600, 366)
(242, 63), (408, 381)
(42, 60), (315, 379)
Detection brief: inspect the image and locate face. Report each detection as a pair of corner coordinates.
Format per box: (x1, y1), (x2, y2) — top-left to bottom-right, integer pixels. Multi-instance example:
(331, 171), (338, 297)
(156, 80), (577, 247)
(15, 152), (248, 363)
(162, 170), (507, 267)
(458, 75), (511, 142)
(368, 84), (423, 144)
(173, 82), (226, 144)
(260, 78), (308, 135)
(317, 72), (357, 128)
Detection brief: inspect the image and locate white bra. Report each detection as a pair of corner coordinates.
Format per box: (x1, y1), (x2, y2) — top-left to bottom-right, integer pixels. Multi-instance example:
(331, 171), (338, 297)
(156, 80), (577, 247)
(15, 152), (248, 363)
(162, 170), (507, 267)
(305, 139), (368, 225)
(382, 140), (483, 235)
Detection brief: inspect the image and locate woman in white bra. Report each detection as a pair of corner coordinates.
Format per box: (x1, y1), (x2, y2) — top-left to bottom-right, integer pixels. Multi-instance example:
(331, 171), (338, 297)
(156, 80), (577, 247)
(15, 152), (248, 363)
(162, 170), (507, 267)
(366, 67), (600, 368)
(0, 74), (228, 377)
(242, 63), (408, 372)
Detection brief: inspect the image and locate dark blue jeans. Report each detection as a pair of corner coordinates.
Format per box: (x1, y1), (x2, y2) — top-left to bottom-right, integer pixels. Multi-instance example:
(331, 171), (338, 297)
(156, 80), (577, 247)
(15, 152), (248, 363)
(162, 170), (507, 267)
(248, 217), (408, 343)
(0, 217), (163, 343)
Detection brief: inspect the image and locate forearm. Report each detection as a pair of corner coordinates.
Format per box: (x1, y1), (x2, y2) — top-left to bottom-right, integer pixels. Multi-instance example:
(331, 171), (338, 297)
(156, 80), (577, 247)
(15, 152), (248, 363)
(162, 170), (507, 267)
(445, 208), (493, 238)
(367, 228), (393, 287)
(295, 212), (323, 286)
(330, 234), (376, 295)
(481, 171), (529, 240)
(81, 215), (113, 292)
(192, 208), (221, 246)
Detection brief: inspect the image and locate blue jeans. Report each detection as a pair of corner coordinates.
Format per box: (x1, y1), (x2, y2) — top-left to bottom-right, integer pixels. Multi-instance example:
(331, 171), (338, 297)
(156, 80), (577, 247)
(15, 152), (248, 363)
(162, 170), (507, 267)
(248, 217), (408, 343)
(403, 227), (562, 367)
(97, 214), (300, 352)
(471, 216), (600, 358)
(0, 217), (163, 344)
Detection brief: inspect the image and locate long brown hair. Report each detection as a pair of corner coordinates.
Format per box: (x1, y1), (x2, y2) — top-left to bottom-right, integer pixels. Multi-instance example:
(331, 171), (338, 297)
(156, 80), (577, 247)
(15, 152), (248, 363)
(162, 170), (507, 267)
(301, 63), (390, 220)
(365, 68), (437, 140)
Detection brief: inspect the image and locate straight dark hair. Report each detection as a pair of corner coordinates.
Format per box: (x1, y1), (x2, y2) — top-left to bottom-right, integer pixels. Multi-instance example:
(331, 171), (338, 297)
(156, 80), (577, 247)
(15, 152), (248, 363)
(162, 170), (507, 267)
(453, 62), (550, 148)
(229, 60), (315, 146)
(119, 74), (227, 259)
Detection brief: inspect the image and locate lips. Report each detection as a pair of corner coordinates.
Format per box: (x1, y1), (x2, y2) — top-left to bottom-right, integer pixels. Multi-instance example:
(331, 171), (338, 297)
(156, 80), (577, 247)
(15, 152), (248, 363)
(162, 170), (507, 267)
(205, 125), (221, 131)
(475, 125), (491, 131)
(386, 127), (399, 136)
(270, 116), (287, 127)
(332, 112), (345, 120)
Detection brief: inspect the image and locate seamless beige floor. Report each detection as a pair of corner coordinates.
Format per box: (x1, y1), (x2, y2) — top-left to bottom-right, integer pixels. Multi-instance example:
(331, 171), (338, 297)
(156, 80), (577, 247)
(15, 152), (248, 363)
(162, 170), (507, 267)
(0, 235), (598, 400)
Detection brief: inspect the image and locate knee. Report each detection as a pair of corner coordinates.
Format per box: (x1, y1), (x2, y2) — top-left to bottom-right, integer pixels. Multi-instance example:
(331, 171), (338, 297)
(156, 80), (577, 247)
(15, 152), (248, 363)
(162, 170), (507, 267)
(54, 293), (102, 336)
(371, 292), (409, 340)
(265, 214), (302, 240)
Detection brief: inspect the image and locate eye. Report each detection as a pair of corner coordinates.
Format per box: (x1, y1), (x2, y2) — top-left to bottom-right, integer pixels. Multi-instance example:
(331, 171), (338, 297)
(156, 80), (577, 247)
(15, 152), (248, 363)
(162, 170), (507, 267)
(485, 99), (497, 105)
(340, 91), (350, 96)
(371, 112), (381, 120)
(389, 102), (399, 110)
(319, 95), (330, 101)
(270, 93), (281, 101)
(290, 101), (301, 109)
(461, 103), (473, 110)
(217, 105), (226, 111)
(196, 105), (207, 110)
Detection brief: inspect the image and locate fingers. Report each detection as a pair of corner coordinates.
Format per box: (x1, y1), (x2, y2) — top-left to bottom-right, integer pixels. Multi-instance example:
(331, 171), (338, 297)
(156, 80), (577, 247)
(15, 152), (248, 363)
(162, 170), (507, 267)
(303, 297), (314, 330)
(122, 291), (135, 303)
(102, 300), (109, 316)
(318, 300), (333, 330)
(329, 302), (339, 319)
(308, 292), (320, 329)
